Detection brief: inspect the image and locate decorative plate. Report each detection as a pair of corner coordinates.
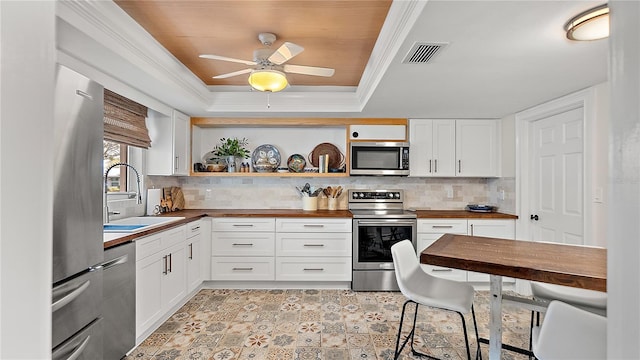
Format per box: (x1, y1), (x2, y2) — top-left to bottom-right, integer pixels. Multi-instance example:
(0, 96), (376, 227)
(251, 144), (281, 172)
(308, 143), (344, 170)
(466, 204), (497, 213)
(287, 154), (306, 173)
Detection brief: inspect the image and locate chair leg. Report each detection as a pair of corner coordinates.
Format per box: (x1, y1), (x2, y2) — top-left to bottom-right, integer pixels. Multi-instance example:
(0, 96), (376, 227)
(394, 300), (439, 360)
(458, 311), (472, 360)
(471, 305), (482, 360)
(394, 300), (481, 360)
(394, 300), (415, 360)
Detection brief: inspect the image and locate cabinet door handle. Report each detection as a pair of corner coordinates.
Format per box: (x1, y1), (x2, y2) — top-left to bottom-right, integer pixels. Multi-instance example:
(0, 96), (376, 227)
(175, 156), (179, 171)
(304, 244), (325, 247)
(189, 243), (193, 259)
(470, 224), (474, 236)
(168, 253), (172, 273)
(458, 160), (461, 173)
(432, 225), (453, 229)
(162, 255), (168, 275)
(303, 224), (324, 228)
(303, 268), (324, 271)
(434, 159), (438, 173)
(232, 243), (254, 246)
(232, 267), (253, 271)
(431, 268), (453, 272)
(232, 224), (254, 227)
(429, 159), (432, 173)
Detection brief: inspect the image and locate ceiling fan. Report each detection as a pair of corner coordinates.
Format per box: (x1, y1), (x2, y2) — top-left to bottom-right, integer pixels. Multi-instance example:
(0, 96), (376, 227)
(199, 32), (335, 92)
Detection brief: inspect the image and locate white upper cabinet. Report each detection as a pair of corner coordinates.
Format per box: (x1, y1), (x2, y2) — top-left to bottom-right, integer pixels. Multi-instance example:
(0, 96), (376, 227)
(409, 119), (456, 177)
(147, 109), (190, 176)
(409, 119), (500, 177)
(455, 119), (499, 177)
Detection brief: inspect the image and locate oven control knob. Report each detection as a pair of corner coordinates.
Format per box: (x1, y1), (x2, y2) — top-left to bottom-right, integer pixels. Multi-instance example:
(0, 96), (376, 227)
(359, 192), (365, 198)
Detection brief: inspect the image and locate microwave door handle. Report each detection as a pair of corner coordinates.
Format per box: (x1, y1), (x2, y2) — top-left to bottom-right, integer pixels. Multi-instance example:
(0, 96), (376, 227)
(399, 150), (403, 169)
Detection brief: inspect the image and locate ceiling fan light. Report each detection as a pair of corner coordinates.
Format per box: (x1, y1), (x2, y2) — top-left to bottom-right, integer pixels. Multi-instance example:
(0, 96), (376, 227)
(565, 4), (609, 41)
(248, 70), (288, 92)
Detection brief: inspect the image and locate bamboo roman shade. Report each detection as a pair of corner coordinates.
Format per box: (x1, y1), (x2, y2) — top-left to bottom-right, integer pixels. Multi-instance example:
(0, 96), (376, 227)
(103, 89), (151, 148)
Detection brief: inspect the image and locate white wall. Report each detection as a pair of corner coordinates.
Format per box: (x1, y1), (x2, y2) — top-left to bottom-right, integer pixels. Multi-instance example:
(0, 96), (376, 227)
(608, 1), (640, 357)
(591, 82), (610, 248)
(0, 2), (55, 358)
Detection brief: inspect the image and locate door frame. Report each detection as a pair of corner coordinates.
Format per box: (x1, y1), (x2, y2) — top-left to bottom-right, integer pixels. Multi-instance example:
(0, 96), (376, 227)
(515, 88), (597, 247)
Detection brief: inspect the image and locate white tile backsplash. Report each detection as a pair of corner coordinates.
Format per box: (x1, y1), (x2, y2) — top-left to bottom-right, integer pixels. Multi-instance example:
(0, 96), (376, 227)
(147, 175), (514, 213)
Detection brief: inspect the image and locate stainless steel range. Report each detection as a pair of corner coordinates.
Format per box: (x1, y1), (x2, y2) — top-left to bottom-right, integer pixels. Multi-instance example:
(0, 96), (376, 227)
(349, 189), (417, 291)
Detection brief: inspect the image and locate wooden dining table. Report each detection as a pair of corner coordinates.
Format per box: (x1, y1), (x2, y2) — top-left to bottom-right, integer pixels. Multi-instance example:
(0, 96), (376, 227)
(420, 233), (607, 360)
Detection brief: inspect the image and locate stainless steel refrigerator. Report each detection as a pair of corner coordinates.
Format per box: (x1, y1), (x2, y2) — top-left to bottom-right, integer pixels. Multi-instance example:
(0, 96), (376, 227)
(51, 65), (104, 359)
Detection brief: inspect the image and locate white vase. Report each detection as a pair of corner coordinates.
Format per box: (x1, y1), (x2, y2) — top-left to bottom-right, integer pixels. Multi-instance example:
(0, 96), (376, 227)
(226, 155), (236, 172)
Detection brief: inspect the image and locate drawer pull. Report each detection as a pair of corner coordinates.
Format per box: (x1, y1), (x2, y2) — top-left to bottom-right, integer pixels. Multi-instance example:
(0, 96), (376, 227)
(431, 268), (453, 272)
(303, 268), (324, 271)
(303, 224), (324, 228)
(191, 226), (200, 231)
(303, 244), (325, 247)
(232, 243), (254, 246)
(232, 224), (254, 227)
(232, 267), (254, 271)
(431, 225), (454, 228)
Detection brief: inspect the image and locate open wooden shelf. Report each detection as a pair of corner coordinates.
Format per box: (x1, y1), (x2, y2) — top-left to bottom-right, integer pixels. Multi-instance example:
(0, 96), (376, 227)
(190, 171), (349, 177)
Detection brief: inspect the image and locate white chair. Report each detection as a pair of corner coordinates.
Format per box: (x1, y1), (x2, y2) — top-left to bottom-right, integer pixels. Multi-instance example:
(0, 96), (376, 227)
(532, 300), (607, 360)
(528, 281), (607, 358)
(391, 240), (481, 360)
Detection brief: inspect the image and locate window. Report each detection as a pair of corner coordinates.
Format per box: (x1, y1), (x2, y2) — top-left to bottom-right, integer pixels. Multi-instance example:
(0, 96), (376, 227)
(103, 140), (128, 192)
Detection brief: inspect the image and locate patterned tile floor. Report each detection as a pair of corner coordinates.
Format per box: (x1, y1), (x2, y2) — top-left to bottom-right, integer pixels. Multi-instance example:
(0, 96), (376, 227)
(126, 289), (533, 360)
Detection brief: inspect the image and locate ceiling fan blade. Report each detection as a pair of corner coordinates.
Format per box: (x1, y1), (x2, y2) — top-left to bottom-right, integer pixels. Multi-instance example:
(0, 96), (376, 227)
(283, 64), (335, 77)
(212, 68), (253, 79)
(199, 54), (256, 66)
(268, 42), (304, 65)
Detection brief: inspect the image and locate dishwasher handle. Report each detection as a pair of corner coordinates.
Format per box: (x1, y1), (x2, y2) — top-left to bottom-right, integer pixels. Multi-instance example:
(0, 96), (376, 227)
(101, 254), (128, 271)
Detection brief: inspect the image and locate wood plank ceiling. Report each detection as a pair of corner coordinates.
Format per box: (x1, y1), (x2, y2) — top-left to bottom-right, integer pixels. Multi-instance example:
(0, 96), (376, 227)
(114, 0), (392, 88)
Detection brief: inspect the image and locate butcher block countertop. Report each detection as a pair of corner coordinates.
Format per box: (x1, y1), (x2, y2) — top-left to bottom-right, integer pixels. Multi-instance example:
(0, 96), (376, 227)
(103, 209), (516, 249)
(103, 209), (352, 249)
(415, 210), (518, 219)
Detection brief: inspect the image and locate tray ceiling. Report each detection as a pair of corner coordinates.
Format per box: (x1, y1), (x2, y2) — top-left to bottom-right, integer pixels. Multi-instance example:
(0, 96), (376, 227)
(114, 0), (392, 88)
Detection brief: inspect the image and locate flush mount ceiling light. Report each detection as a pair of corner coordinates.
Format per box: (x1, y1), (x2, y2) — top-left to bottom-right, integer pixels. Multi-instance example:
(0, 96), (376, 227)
(564, 4), (609, 41)
(247, 69), (288, 92)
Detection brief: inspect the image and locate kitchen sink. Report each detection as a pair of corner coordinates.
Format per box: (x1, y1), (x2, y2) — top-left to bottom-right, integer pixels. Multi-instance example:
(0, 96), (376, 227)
(103, 216), (185, 233)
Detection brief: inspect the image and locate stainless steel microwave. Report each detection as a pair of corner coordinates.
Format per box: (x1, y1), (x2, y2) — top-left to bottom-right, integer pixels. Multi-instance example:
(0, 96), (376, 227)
(350, 142), (410, 176)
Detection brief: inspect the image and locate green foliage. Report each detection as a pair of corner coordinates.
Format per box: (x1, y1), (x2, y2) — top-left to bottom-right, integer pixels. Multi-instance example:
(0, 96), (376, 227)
(213, 137), (250, 158)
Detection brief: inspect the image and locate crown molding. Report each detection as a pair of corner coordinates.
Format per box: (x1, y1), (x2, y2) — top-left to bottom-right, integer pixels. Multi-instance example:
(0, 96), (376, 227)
(56, 0), (421, 115)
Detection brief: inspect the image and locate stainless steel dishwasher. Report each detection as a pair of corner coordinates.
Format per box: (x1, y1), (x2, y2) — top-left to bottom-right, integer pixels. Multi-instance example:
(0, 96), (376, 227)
(103, 241), (135, 360)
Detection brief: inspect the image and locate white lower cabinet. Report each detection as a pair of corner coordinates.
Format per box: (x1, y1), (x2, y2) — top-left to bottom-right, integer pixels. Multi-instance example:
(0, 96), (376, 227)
(135, 225), (187, 338)
(210, 217), (352, 283)
(417, 218), (515, 283)
(186, 220), (203, 293)
(275, 218), (352, 281)
(417, 219), (468, 282)
(211, 218), (276, 280)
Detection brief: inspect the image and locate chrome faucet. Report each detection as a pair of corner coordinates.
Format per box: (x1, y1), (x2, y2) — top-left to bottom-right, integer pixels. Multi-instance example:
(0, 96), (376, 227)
(104, 162), (142, 223)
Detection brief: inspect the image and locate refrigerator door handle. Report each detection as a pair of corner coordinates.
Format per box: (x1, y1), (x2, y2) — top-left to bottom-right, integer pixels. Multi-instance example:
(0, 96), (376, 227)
(53, 334), (91, 360)
(52, 280), (91, 313)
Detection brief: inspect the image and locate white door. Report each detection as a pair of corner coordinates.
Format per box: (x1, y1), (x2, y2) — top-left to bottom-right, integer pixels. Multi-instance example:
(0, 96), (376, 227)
(530, 107), (584, 245)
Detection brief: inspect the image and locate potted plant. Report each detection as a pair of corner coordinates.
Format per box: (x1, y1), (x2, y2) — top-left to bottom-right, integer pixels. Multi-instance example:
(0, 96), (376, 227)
(213, 137), (250, 172)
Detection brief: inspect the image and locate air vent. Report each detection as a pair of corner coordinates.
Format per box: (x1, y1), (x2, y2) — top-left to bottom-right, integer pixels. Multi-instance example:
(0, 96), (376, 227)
(402, 42), (447, 64)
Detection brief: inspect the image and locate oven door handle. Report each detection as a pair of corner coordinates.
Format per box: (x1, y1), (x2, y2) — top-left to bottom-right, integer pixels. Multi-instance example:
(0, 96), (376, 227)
(356, 220), (416, 226)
